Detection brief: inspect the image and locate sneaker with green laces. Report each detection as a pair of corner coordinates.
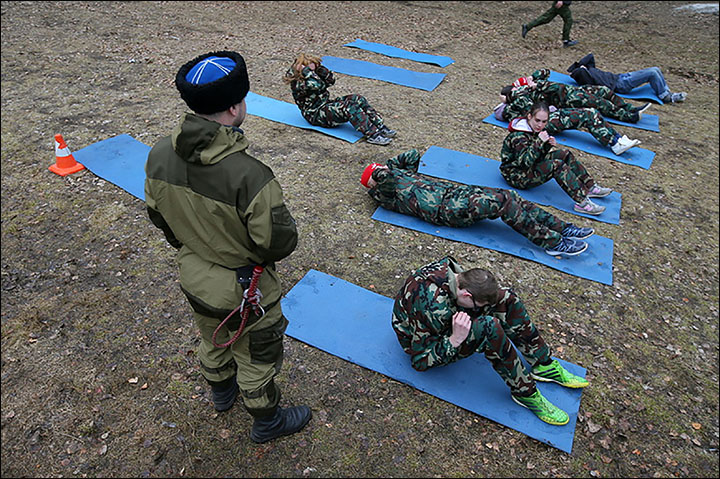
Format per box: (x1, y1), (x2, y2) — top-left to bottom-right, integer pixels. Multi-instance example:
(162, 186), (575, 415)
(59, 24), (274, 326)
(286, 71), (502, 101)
(511, 390), (569, 426)
(531, 359), (589, 388)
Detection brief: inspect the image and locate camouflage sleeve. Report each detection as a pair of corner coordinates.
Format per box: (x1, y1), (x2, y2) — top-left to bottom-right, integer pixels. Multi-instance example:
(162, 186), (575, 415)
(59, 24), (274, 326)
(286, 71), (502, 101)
(386, 148), (420, 172)
(504, 93), (533, 120)
(510, 132), (547, 170)
(531, 68), (551, 81)
(369, 168), (397, 205)
(315, 65), (335, 86)
(393, 274), (461, 371)
(403, 293), (459, 372)
(292, 67), (327, 95)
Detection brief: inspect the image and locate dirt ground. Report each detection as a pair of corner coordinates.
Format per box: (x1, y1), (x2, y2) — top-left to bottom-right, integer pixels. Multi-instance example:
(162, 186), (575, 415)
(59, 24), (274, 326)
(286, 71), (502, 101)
(1, 1), (718, 477)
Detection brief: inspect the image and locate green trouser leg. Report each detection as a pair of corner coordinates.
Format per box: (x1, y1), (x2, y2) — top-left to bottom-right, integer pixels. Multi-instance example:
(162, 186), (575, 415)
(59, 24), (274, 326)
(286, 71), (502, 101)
(526, 5), (560, 31)
(308, 94), (384, 136)
(466, 187), (566, 249)
(558, 6), (573, 41)
(193, 303), (287, 417)
(526, 5), (572, 41)
(472, 314), (548, 397)
(502, 149), (594, 204)
(548, 108), (617, 146)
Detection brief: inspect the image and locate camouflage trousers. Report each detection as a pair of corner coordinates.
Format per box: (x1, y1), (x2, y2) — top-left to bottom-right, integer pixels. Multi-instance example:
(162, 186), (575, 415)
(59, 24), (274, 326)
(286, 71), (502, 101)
(548, 108), (619, 146)
(456, 294), (551, 396)
(304, 93), (384, 136)
(464, 187), (567, 249)
(564, 85), (637, 122)
(501, 149), (594, 203)
(193, 304), (288, 418)
(526, 3), (573, 41)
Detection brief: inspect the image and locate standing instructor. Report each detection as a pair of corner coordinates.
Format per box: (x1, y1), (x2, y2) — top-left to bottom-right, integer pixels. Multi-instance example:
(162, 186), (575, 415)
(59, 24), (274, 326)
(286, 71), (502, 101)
(145, 51), (311, 444)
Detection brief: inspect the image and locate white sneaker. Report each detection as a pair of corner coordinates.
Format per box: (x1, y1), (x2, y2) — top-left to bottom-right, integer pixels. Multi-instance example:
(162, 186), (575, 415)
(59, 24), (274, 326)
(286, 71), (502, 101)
(611, 136), (641, 155)
(636, 103), (652, 120)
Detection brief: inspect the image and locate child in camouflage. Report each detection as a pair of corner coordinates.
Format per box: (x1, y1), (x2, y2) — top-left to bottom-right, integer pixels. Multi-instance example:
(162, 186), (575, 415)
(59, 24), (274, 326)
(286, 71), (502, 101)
(392, 256), (589, 426)
(496, 83), (642, 157)
(500, 101), (615, 216)
(361, 148), (594, 257)
(284, 53), (395, 145)
(504, 69), (651, 124)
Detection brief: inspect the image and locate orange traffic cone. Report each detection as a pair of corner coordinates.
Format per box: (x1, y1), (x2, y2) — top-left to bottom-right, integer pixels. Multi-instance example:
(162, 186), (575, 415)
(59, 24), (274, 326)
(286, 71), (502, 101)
(49, 134), (85, 176)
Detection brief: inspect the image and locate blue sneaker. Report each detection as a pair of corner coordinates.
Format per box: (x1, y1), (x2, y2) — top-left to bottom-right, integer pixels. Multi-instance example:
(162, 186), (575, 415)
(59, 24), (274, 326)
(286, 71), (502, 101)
(545, 237), (588, 257)
(561, 224), (594, 240)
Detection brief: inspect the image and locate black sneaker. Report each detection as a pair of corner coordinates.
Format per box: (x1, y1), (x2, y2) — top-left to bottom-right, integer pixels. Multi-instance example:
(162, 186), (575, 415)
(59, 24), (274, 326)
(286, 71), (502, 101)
(522, 24), (528, 39)
(563, 39), (578, 48)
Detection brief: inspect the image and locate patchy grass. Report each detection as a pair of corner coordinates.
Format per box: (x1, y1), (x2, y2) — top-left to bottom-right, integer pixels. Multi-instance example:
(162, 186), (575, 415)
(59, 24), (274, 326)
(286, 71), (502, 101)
(2, 1), (718, 478)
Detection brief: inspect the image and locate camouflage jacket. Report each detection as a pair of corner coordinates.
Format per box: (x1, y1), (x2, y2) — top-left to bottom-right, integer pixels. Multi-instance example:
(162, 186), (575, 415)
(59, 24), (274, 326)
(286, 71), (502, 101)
(290, 65), (337, 116)
(392, 256), (519, 371)
(499, 117), (553, 180)
(368, 149), (485, 227)
(502, 69), (552, 121)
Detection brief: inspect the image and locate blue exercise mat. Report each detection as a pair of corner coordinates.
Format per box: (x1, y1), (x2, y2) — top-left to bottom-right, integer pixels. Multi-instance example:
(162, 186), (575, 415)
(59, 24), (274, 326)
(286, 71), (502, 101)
(282, 269), (586, 454)
(372, 207), (613, 285)
(245, 92), (363, 143)
(343, 38), (454, 67)
(73, 134), (149, 201)
(321, 56), (446, 91)
(549, 70), (663, 104)
(418, 146), (621, 225)
(601, 112), (660, 133)
(482, 114), (655, 170)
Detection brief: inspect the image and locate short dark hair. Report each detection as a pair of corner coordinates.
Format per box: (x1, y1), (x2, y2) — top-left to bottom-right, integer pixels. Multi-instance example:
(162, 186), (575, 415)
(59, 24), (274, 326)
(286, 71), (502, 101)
(500, 85), (513, 97)
(457, 268), (498, 304)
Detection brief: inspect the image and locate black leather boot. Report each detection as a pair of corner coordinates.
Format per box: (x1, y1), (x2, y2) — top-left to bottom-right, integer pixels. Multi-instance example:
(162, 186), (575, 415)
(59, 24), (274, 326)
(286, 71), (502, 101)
(208, 376), (239, 412)
(250, 405), (312, 443)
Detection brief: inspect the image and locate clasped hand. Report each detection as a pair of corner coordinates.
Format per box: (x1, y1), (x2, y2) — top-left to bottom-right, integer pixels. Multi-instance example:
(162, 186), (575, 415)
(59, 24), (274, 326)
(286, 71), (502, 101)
(449, 311), (472, 347)
(538, 130), (557, 146)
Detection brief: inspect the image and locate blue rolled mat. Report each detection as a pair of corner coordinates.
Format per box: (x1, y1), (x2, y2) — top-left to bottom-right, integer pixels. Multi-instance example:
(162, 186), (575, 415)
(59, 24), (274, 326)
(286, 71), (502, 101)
(372, 207), (613, 285)
(418, 146), (621, 225)
(482, 114), (655, 169)
(245, 92), (363, 143)
(73, 134), (150, 201)
(282, 269), (586, 454)
(343, 38), (454, 67)
(548, 70), (663, 104)
(321, 56), (446, 91)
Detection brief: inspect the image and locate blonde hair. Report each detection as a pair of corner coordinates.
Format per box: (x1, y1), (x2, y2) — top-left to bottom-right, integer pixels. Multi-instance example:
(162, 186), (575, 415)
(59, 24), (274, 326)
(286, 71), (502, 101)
(283, 53), (323, 84)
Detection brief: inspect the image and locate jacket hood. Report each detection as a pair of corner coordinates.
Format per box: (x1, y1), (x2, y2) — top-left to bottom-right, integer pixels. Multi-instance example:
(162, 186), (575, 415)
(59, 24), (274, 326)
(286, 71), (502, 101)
(508, 118), (534, 133)
(171, 113), (249, 165)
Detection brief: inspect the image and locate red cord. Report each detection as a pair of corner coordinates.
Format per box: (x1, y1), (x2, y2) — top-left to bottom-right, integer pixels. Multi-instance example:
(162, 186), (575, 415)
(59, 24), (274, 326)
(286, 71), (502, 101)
(211, 266), (264, 348)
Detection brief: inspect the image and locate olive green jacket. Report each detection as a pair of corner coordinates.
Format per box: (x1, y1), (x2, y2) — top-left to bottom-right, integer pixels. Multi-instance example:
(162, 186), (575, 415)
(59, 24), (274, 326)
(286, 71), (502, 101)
(145, 113), (298, 318)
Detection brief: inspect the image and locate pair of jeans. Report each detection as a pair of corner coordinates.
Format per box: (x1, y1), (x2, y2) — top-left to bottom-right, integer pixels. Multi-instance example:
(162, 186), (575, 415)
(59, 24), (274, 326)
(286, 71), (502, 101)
(615, 67), (670, 99)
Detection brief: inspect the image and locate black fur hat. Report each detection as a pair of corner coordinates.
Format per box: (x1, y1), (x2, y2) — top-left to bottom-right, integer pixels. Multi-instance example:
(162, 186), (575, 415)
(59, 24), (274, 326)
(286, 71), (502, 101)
(175, 51), (249, 114)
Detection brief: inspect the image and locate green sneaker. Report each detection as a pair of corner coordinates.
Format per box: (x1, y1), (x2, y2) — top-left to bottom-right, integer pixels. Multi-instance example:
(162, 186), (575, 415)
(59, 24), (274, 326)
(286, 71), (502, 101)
(512, 390), (569, 426)
(532, 359), (589, 388)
